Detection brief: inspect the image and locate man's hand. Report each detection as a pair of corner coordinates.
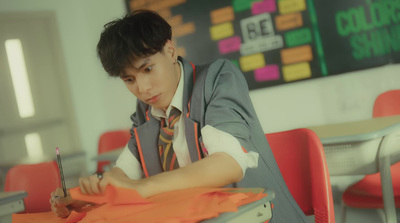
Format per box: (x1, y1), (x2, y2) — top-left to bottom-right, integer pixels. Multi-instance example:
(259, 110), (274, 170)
(49, 187), (90, 218)
(78, 168), (146, 196)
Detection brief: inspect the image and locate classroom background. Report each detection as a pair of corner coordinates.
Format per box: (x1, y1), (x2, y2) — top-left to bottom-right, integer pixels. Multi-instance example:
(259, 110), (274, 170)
(0, 0), (399, 222)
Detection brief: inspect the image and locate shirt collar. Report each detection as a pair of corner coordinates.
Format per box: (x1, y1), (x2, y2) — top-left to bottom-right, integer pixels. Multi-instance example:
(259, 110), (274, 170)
(151, 60), (184, 119)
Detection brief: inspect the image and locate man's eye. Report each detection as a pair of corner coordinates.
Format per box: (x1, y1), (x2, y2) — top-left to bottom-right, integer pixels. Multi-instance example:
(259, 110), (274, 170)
(144, 66), (153, 72)
(123, 77), (135, 83)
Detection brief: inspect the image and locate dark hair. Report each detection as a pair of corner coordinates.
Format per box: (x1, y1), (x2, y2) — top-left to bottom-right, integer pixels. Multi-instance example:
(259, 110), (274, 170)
(97, 10), (172, 77)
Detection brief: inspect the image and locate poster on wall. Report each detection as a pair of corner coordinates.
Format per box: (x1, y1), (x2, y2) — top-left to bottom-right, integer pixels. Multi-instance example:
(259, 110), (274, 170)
(126, 0), (400, 90)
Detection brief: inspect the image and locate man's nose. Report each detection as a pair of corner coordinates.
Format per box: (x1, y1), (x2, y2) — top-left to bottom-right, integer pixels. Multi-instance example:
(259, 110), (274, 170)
(137, 76), (151, 93)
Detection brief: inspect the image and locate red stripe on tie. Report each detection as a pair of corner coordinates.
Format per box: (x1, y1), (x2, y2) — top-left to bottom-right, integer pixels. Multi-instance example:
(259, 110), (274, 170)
(162, 127), (174, 136)
(159, 145), (163, 157)
(169, 153), (177, 171)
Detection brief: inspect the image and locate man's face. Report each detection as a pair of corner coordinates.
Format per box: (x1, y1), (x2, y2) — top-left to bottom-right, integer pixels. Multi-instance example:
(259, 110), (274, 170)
(120, 42), (180, 111)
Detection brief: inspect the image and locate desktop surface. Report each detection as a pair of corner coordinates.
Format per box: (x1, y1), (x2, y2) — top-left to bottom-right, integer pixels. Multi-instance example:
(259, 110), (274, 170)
(0, 191), (27, 217)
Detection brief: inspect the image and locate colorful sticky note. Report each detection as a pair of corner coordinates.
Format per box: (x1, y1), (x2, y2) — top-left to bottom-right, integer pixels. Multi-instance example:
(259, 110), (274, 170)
(239, 53), (266, 72)
(251, 0), (277, 15)
(280, 45), (313, 65)
(284, 28), (312, 47)
(210, 6), (234, 24)
(233, 0), (259, 12)
(275, 12), (303, 31)
(210, 22), (234, 41)
(254, 65), (280, 82)
(282, 62), (311, 82)
(218, 36), (241, 54)
(278, 0), (306, 14)
(173, 22), (196, 38)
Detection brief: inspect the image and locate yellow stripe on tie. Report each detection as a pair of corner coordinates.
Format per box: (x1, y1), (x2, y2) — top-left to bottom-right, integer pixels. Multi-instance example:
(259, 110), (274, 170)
(159, 135), (172, 144)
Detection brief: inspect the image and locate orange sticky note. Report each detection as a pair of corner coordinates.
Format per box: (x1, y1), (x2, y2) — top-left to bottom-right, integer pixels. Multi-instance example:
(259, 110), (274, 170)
(280, 45), (313, 65)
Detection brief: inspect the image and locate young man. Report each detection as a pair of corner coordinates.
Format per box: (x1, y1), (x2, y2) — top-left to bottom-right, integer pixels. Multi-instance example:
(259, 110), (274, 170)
(51, 10), (308, 222)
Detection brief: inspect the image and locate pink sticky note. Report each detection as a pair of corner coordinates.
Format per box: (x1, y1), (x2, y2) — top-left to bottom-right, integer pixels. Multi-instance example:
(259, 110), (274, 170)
(254, 65), (280, 82)
(252, 0), (276, 15)
(218, 36), (241, 54)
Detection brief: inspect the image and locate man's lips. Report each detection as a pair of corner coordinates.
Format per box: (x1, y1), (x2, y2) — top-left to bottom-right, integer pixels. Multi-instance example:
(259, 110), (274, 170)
(147, 94), (160, 103)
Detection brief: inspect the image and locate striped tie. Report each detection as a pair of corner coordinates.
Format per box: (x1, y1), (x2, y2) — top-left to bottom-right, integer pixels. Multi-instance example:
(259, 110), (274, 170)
(158, 107), (181, 171)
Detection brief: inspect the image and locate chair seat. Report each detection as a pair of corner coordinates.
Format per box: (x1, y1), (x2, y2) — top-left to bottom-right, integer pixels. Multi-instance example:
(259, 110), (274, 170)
(342, 162), (400, 209)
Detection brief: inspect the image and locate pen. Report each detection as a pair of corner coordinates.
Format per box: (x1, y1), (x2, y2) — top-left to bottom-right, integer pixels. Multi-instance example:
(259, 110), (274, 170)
(56, 147), (67, 197)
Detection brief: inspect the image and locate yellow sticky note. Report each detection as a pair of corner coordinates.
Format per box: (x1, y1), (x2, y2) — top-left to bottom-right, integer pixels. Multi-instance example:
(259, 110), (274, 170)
(210, 22), (234, 41)
(282, 62), (311, 82)
(278, 0), (306, 14)
(239, 53), (266, 72)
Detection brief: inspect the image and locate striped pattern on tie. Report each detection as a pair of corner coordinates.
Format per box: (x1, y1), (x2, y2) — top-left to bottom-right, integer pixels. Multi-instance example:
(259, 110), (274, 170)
(158, 107), (181, 171)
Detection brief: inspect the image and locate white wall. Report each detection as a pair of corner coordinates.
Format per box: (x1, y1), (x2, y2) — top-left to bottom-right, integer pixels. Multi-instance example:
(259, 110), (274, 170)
(251, 64), (400, 133)
(1, 0), (399, 174)
(0, 0), (132, 173)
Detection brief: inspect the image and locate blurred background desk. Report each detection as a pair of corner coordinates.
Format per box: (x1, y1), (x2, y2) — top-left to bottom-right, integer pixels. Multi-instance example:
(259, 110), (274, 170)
(307, 115), (400, 223)
(92, 147), (123, 171)
(92, 147), (123, 162)
(0, 191), (27, 216)
(0, 191), (27, 223)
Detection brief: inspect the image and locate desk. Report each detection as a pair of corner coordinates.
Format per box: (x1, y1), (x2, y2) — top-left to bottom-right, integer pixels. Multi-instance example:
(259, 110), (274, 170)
(92, 151), (274, 222)
(307, 115), (400, 223)
(0, 191), (27, 217)
(204, 188), (274, 223)
(92, 148), (123, 171)
(92, 148), (123, 162)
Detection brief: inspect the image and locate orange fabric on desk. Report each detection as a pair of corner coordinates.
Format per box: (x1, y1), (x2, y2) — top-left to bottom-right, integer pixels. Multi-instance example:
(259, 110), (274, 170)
(13, 186), (266, 223)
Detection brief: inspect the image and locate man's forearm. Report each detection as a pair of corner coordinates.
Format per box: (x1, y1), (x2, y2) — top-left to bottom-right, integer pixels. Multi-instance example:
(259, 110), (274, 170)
(139, 152), (243, 197)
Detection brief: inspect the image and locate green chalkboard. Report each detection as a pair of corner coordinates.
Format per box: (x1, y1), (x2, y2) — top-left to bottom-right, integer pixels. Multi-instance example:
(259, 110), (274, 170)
(127, 0), (400, 90)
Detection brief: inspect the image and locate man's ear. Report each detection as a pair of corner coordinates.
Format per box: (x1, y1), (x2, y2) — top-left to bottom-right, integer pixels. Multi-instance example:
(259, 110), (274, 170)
(164, 40), (177, 62)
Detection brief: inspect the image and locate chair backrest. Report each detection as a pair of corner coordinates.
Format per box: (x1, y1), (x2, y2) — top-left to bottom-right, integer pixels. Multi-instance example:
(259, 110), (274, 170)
(373, 90), (400, 118)
(97, 129), (131, 172)
(4, 161), (61, 213)
(266, 128), (335, 223)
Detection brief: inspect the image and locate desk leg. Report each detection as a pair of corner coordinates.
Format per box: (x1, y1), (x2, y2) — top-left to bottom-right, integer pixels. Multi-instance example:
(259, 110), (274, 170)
(379, 156), (397, 223)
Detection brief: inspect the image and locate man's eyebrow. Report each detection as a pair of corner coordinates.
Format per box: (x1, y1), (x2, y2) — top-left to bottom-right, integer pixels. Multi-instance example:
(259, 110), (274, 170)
(120, 58), (151, 78)
(135, 58), (151, 70)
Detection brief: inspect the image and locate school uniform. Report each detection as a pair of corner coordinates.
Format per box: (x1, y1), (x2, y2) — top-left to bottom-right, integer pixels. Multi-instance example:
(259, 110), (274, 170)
(116, 57), (308, 222)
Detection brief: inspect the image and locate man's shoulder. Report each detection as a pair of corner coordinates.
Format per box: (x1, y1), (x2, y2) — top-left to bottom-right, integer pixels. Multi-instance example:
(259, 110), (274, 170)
(196, 58), (234, 70)
(194, 58), (240, 80)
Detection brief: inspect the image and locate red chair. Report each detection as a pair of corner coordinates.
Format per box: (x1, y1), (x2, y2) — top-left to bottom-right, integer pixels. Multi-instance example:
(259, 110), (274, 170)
(97, 129), (131, 172)
(4, 161), (61, 213)
(341, 90), (400, 223)
(373, 90), (400, 117)
(266, 128), (335, 223)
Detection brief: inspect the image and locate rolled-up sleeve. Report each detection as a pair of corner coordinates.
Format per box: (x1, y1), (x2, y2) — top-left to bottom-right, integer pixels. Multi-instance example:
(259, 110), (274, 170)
(201, 125), (259, 177)
(115, 144), (143, 180)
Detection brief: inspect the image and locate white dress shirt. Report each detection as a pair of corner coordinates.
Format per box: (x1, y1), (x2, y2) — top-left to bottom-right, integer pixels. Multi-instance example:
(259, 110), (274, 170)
(115, 61), (259, 179)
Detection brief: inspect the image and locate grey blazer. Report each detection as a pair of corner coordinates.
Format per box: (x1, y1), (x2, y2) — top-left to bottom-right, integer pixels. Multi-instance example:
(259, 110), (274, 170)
(128, 57), (308, 222)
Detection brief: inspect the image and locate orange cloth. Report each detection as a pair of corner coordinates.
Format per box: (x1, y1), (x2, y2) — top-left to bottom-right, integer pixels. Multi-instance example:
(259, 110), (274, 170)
(13, 186), (266, 223)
